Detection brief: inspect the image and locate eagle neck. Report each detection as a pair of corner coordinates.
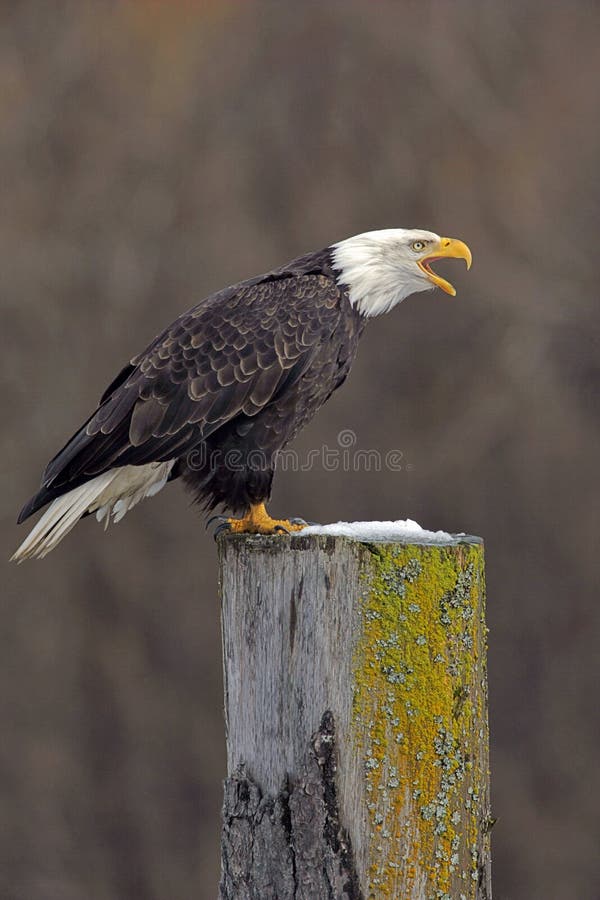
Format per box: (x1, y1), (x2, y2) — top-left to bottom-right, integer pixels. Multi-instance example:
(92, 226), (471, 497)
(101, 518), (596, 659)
(329, 243), (408, 318)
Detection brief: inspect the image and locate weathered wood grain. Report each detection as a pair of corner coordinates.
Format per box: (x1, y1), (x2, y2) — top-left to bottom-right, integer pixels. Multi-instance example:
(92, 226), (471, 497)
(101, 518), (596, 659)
(218, 532), (491, 899)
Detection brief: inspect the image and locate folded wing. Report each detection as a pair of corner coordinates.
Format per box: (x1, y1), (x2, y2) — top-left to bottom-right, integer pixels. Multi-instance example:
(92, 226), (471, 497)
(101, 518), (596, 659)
(18, 273), (341, 522)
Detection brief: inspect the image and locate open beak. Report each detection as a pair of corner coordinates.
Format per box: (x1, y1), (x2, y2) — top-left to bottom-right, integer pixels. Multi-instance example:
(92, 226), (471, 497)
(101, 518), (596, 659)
(417, 237), (472, 296)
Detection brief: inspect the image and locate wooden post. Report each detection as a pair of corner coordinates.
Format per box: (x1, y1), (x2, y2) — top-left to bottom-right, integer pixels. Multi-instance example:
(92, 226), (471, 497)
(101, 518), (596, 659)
(218, 531), (491, 900)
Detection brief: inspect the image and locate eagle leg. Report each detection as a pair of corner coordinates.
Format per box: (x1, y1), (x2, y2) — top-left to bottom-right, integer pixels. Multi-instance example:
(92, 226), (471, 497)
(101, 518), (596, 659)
(224, 502), (307, 536)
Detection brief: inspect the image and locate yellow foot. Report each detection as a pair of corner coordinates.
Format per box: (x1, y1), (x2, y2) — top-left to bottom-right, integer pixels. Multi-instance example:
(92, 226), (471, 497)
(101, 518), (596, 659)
(226, 502), (307, 535)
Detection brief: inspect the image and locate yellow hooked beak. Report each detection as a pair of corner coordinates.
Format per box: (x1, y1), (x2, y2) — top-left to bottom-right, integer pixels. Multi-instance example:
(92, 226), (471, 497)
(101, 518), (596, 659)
(417, 237), (472, 297)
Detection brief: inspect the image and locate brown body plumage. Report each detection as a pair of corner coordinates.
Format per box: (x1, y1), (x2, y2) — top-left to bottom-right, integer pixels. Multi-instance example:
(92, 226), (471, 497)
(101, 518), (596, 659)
(18, 248), (363, 523)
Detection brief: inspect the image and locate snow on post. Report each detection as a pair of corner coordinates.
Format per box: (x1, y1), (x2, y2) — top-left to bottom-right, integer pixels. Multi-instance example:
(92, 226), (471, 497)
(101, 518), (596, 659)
(218, 522), (492, 899)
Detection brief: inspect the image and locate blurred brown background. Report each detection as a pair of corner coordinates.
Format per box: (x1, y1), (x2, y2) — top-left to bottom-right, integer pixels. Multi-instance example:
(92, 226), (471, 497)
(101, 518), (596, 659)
(2, 2), (599, 898)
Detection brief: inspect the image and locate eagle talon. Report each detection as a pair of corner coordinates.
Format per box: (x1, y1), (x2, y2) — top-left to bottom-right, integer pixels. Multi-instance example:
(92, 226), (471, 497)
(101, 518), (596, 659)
(212, 522), (232, 541)
(273, 524), (291, 535)
(206, 514), (229, 530)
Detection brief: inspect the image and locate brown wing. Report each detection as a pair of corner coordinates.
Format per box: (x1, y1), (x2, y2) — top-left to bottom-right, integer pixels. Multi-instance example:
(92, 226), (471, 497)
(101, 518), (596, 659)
(19, 273), (342, 521)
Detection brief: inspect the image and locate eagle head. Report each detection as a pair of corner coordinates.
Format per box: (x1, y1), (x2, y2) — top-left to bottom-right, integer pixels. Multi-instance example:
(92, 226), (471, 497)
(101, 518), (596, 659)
(331, 228), (472, 317)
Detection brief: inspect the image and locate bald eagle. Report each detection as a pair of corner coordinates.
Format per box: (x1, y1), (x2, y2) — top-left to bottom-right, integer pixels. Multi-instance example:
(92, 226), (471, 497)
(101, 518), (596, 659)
(12, 229), (471, 561)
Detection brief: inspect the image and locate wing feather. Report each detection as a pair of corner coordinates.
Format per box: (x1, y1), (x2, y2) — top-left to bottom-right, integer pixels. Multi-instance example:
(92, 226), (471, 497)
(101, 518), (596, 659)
(20, 271), (343, 520)
(129, 398), (167, 446)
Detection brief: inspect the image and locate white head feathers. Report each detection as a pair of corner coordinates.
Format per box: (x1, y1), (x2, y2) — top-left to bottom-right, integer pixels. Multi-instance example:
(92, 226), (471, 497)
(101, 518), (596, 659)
(331, 228), (443, 317)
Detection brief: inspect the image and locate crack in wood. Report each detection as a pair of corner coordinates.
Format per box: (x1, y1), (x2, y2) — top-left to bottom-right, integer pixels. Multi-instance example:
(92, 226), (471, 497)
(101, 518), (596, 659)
(220, 711), (363, 900)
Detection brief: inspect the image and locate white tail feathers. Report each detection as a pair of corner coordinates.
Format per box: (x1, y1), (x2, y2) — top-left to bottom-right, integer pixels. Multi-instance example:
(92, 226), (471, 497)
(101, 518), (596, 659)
(11, 461), (174, 563)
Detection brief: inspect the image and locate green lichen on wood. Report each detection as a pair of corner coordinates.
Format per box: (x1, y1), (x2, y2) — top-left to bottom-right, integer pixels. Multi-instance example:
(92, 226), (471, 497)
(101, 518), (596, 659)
(353, 542), (490, 899)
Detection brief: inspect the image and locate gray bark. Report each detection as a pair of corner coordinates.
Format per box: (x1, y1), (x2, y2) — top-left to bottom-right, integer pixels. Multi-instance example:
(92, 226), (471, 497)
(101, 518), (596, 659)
(220, 711), (362, 900)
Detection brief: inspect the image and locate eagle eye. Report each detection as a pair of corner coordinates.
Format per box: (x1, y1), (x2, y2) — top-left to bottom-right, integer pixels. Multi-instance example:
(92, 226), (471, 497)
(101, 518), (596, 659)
(411, 240), (427, 252)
